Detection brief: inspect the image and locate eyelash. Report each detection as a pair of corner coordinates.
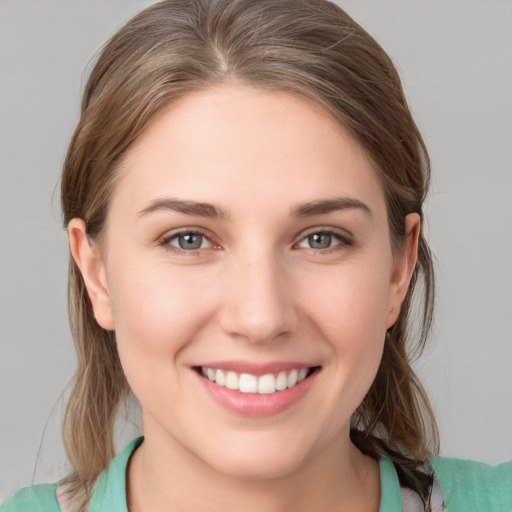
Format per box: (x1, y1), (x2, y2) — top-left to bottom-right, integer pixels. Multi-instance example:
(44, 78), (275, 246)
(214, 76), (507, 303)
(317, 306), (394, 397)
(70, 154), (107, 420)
(297, 227), (353, 254)
(158, 227), (353, 255)
(159, 229), (214, 255)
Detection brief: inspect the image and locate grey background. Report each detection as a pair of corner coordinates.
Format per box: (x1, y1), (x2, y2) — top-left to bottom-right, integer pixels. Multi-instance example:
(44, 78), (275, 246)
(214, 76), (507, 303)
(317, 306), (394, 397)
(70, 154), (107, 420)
(1, 0), (511, 500)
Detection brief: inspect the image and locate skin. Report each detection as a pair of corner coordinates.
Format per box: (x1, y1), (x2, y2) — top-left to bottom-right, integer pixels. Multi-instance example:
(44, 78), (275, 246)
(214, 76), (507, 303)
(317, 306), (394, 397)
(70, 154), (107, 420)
(69, 86), (420, 512)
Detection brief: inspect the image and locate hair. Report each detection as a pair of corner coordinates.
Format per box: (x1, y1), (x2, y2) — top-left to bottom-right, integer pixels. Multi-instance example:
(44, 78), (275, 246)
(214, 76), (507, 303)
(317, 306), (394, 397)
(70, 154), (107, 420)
(61, 0), (438, 508)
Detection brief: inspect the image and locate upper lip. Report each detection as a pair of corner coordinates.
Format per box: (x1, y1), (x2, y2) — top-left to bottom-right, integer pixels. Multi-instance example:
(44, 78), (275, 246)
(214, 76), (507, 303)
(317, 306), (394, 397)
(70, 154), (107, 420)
(193, 360), (319, 376)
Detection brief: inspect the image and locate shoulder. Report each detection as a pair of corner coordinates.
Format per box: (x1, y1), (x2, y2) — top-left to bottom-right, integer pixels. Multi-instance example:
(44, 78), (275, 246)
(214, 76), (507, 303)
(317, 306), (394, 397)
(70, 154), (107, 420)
(433, 456), (512, 511)
(1, 484), (60, 512)
(1, 438), (142, 512)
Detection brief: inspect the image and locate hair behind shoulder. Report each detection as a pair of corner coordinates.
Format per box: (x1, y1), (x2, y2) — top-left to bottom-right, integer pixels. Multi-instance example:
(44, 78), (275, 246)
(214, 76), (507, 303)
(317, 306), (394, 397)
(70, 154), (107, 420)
(61, 0), (438, 508)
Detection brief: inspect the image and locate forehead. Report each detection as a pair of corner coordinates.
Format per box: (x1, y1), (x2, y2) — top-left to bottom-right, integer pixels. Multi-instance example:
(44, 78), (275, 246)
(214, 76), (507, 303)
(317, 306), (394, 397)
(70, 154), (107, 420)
(111, 86), (386, 217)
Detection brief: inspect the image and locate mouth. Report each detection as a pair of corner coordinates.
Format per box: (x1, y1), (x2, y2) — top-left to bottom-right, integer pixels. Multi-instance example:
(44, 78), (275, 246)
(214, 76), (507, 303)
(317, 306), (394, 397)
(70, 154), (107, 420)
(194, 366), (320, 395)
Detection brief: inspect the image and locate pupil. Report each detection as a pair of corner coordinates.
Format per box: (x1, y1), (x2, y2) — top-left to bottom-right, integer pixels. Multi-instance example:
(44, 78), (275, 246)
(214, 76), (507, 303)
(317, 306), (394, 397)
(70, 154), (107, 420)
(179, 233), (202, 250)
(309, 233), (331, 249)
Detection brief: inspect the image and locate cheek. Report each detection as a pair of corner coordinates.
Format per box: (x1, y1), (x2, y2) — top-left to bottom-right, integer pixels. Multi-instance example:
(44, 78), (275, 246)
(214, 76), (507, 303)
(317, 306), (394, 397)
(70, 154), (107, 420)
(299, 261), (390, 401)
(287, 262), (391, 443)
(301, 260), (391, 345)
(105, 259), (216, 390)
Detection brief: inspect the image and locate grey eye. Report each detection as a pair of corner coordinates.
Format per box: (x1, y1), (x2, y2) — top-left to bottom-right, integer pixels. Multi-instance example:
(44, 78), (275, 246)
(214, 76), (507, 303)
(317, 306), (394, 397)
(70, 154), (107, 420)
(163, 230), (215, 253)
(175, 233), (205, 250)
(307, 232), (333, 249)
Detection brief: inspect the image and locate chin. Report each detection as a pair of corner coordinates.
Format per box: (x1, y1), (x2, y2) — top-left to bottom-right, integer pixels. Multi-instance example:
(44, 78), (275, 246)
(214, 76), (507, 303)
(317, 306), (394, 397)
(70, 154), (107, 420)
(197, 433), (316, 481)
(210, 454), (306, 481)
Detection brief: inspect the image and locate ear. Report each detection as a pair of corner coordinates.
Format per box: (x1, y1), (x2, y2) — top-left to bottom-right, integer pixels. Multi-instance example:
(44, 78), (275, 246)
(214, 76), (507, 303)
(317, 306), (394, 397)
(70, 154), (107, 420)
(68, 218), (115, 330)
(386, 213), (421, 329)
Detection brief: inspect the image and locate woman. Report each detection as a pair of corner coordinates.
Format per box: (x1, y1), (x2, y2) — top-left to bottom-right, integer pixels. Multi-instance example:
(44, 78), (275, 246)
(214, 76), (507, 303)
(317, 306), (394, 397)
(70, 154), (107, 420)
(2, 0), (511, 511)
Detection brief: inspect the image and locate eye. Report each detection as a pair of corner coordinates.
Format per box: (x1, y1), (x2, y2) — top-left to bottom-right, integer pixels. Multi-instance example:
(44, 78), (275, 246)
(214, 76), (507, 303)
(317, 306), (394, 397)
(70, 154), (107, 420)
(162, 231), (214, 252)
(297, 229), (351, 251)
(303, 232), (334, 250)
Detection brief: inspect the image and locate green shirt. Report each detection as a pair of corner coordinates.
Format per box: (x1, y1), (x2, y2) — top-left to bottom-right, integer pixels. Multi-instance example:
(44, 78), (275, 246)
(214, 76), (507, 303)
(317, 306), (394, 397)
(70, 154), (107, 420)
(2, 437), (511, 511)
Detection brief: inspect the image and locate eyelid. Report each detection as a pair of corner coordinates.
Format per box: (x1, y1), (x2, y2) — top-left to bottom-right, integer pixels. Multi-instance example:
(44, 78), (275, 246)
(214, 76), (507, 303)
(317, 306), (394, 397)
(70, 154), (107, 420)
(158, 227), (219, 253)
(295, 226), (354, 250)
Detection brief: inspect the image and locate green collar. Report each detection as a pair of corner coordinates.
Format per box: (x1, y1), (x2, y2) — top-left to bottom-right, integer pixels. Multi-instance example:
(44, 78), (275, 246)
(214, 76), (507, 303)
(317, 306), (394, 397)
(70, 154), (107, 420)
(87, 437), (403, 512)
(87, 437), (143, 512)
(378, 456), (403, 511)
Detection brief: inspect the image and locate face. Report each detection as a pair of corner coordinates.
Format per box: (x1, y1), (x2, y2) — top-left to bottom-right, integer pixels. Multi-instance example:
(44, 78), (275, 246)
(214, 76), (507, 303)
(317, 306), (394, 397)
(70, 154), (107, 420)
(71, 86), (418, 480)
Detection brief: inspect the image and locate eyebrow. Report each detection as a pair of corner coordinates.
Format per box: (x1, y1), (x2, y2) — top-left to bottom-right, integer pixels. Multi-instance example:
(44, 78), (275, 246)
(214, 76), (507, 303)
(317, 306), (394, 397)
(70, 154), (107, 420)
(137, 196), (371, 220)
(290, 197), (372, 217)
(138, 199), (229, 219)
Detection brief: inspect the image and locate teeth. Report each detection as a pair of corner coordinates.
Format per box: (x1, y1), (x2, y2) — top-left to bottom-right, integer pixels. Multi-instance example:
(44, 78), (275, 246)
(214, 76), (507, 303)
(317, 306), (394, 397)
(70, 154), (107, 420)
(287, 369), (298, 388)
(215, 369), (226, 386)
(239, 373), (258, 393)
(201, 367), (311, 394)
(276, 371), (288, 391)
(257, 374), (276, 394)
(225, 371), (239, 390)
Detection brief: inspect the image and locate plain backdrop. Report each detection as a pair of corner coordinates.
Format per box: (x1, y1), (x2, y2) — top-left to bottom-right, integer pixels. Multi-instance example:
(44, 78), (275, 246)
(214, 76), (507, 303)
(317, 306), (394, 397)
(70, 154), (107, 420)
(1, 0), (511, 501)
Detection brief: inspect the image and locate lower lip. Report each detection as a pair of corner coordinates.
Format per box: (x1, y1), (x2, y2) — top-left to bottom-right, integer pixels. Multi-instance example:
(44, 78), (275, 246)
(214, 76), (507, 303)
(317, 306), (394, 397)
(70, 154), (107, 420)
(196, 370), (319, 417)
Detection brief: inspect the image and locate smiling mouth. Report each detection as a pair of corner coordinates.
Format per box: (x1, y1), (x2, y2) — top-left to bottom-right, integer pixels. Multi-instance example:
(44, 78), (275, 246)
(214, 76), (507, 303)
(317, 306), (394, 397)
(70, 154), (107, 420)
(195, 366), (320, 395)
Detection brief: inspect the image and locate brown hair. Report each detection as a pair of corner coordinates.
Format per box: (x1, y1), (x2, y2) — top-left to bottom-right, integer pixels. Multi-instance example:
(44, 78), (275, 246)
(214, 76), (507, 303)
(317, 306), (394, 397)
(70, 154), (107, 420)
(61, 0), (438, 507)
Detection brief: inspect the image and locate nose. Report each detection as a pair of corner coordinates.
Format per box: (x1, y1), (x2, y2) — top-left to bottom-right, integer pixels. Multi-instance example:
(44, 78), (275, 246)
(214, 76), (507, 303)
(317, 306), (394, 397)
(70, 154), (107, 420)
(218, 251), (298, 344)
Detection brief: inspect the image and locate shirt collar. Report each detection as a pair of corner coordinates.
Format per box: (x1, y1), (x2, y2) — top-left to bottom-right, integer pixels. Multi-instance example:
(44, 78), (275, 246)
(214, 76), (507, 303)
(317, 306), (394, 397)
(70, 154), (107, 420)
(87, 437), (403, 512)
(87, 437), (143, 512)
(378, 456), (404, 511)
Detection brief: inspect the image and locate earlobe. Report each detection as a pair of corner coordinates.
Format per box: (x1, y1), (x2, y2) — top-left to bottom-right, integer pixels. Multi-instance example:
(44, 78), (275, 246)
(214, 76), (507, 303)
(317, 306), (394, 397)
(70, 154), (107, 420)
(386, 213), (421, 329)
(68, 219), (115, 330)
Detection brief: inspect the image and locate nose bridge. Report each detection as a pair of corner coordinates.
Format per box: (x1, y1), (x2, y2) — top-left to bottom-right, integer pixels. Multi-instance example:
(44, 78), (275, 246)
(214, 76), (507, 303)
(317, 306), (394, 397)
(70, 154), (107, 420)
(220, 245), (296, 343)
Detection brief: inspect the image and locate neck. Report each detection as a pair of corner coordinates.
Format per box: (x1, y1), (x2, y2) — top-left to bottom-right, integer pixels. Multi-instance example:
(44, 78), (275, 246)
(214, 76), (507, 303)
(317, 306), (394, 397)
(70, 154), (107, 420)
(127, 429), (380, 512)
